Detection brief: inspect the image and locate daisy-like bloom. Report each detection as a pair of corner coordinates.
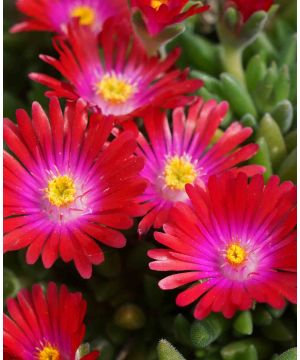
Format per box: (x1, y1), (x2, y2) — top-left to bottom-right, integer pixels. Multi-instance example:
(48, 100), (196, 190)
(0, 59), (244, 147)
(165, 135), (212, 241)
(131, 0), (209, 36)
(29, 20), (202, 122)
(4, 98), (147, 278)
(149, 172), (297, 319)
(4, 282), (99, 359)
(132, 98), (264, 234)
(225, 0), (273, 21)
(10, 0), (128, 34)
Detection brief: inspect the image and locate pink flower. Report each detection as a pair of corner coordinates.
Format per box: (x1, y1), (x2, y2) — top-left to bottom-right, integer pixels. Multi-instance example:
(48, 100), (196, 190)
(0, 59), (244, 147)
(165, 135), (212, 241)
(131, 0), (209, 35)
(10, 0), (128, 34)
(132, 98), (263, 234)
(4, 282), (99, 359)
(4, 98), (146, 278)
(149, 172), (296, 319)
(226, 0), (273, 22)
(29, 20), (202, 122)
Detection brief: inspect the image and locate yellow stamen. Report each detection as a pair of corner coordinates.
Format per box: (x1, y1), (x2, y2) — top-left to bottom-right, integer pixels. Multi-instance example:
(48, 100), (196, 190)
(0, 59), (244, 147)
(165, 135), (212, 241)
(226, 243), (246, 266)
(70, 5), (95, 26)
(37, 344), (60, 360)
(46, 175), (76, 208)
(96, 75), (135, 104)
(150, 0), (168, 10)
(164, 156), (197, 190)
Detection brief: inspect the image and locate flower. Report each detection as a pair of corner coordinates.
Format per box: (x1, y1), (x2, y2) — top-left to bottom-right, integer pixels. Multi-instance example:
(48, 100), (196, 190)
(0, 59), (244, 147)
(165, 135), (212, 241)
(4, 98), (147, 278)
(29, 20), (202, 122)
(132, 98), (264, 234)
(225, 0), (273, 21)
(4, 282), (99, 359)
(131, 0), (209, 36)
(148, 172), (297, 319)
(10, 0), (128, 34)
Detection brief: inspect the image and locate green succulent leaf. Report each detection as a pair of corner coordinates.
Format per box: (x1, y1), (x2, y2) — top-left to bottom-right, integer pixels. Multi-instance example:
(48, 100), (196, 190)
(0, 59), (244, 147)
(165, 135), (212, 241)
(233, 311), (253, 336)
(271, 100), (293, 134)
(157, 339), (186, 360)
(257, 113), (287, 170)
(220, 73), (257, 117)
(276, 348), (297, 360)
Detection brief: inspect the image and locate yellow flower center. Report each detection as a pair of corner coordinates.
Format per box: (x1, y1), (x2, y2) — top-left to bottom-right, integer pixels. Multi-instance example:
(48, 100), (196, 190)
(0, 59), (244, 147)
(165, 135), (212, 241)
(46, 175), (76, 208)
(70, 5), (95, 26)
(37, 344), (60, 360)
(150, 0), (168, 10)
(226, 243), (246, 266)
(96, 75), (135, 104)
(164, 156), (197, 190)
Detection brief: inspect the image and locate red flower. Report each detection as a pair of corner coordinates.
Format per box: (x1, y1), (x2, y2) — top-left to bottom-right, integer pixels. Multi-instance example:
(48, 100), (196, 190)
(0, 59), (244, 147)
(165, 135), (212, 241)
(131, 0), (209, 35)
(4, 283), (99, 359)
(149, 172), (296, 319)
(10, 0), (128, 34)
(130, 98), (263, 234)
(29, 20), (202, 122)
(4, 98), (146, 278)
(226, 0), (273, 21)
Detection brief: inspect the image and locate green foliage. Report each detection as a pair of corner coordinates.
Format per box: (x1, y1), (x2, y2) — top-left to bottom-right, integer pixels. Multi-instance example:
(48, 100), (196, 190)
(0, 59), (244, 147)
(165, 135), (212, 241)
(256, 113), (287, 170)
(3, 0), (297, 359)
(3, 268), (21, 300)
(233, 311), (253, 336)
(190, 314), (227, 348)
(276, 348), (297, 360)
(157, 340), (186, 360)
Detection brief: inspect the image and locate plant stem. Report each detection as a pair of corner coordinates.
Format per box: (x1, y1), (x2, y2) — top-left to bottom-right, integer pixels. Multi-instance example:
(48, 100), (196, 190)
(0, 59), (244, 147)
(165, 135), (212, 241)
(221, 45), (246, 87)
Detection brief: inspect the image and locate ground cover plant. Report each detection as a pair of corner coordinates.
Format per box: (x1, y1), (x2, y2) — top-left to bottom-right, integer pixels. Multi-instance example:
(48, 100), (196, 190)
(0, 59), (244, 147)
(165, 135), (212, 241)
(3, 0), (297, 359)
